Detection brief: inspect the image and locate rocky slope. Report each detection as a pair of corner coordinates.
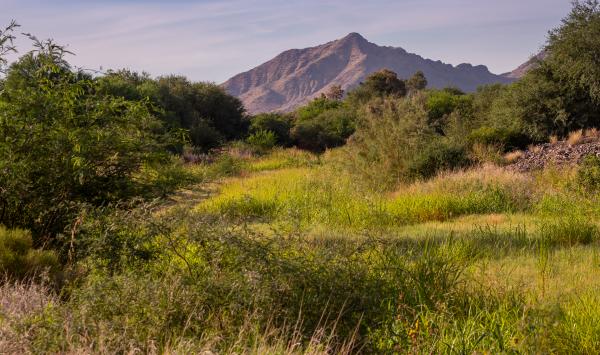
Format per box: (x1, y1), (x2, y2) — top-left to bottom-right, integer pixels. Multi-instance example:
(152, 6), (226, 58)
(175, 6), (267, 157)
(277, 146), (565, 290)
(223, 33), (515, 114)
(508, 139), (600, 172)
(503, 50), (548, 79)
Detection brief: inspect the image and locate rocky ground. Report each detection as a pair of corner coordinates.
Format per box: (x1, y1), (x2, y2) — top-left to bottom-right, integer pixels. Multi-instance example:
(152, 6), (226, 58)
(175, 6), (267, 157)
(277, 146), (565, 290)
(508, 138), (600, 172)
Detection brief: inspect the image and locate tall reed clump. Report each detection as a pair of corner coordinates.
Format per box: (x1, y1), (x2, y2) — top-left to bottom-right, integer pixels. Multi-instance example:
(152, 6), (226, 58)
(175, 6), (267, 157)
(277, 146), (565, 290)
(336, 95), (470, 190)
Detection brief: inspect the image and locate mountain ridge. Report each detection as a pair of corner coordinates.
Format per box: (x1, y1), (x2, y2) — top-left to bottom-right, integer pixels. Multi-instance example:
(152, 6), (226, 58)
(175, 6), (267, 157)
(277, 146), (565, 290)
(222, 33), (515, 114)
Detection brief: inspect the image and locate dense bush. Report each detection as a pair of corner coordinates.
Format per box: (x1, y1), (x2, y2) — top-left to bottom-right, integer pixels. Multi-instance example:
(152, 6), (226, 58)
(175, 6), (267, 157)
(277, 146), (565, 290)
(408, 139), (471, 180)
(346, 69), (407, 106)
(97, 71), (248, 152)
(246, 129), (277, 151)
(291, 98), (356, 152)
(467, 126), (530, 151)
(341, 94), (470, 188)
(0, 226), (59, 279)
(509, 0), (600, 139)
(249, 113), (292, 145)
(577, 154), (600, 191)
(0, 40), (173, 241)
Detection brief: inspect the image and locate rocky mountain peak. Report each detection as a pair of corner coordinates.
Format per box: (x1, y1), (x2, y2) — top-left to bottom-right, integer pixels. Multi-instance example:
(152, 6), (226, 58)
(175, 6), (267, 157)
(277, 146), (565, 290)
(222, 34), (515, 114)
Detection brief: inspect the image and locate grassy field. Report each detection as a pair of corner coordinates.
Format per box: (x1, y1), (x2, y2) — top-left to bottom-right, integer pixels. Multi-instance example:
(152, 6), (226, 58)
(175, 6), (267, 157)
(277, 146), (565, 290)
(2, 148), (600, 353)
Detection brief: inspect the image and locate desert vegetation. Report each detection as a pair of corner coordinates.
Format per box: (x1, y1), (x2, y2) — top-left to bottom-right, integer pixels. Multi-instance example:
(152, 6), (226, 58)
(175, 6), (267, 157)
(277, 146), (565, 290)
(2, 1), (600, 354)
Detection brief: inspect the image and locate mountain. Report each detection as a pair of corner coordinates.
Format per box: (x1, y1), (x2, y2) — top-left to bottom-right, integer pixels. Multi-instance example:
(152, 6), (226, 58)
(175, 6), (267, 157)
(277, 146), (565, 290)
(503, 51), (548, 79)
(222, 33), (515, 114)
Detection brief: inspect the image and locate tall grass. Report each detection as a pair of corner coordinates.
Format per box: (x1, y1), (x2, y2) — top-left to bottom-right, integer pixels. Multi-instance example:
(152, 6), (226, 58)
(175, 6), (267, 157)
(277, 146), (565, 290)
(197, 165), (536, 229)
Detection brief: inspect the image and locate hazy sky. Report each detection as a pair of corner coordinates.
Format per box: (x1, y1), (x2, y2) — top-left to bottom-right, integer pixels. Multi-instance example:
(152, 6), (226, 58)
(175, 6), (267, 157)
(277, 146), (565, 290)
(1, 0), (572, 82)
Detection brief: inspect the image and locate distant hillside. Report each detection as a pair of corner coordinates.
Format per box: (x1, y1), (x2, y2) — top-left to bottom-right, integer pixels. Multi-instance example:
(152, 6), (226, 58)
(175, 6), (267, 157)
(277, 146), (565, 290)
(503, 51), (548, 79)
(222, 33), (515, 113)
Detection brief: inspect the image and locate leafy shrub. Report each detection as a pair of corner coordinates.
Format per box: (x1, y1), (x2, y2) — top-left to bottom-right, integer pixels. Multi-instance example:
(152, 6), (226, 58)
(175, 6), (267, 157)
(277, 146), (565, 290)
(246, 130), (277, 151)
(577, 155), (600, 191)
(296, 97), (342, 121)
(188, 119), (223, 152)
(468, 126), (531, 151)
(98, 73), (248, 151)
(0, 226), (59, 279)
(209, 154), (244, 177)
(426, 89), (472, 132)
(0, 45), (173, 241)
(509, 1), (600, 139)
(340, 95), (441, 188)
(250, 113), (292, 145)
(291, 119), (345, 152)
(407, 140), (471, 179)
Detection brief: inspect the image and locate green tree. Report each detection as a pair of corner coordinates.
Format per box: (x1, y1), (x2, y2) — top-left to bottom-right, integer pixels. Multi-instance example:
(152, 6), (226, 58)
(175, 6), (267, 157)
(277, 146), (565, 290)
(346, 69), (407, 106)
(362, 69), (406, 97)
(406, 70), (428, 93)
(96, 72), (248, 151)
(515, 0), (600, 138)
(0, 38), (171, 241)
(0, 20), (18, 73)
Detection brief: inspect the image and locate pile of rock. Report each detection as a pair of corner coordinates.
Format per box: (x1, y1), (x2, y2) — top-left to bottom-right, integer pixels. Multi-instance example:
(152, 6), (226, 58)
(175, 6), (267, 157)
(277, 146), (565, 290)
(508, 139), (600, 172)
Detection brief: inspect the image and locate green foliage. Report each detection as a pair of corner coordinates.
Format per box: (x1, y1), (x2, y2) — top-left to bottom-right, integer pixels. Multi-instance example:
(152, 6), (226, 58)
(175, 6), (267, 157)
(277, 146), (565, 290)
(296, 96), (342, 121)
(408, 139), (471, 180)
(0, 20), (18, 72)
(246, 130), (277, 151)
(362, 69), (406, 97)
(468, 126), (530, 151)
(511, 1), (600, 138)
(346, 69), (407, 106)
(97, 72), (247, 151)
(426, 89), (472, 133)
(548, 0), (600, 103)
(188, 119), (223, 151)
(342, 95), (466, 188)
(577, 155), (600, 191)
(249, 113), (292, 145)
(406, 70), (428, 93)
(0, 226), (59, 279)
(291, 101), (356, 152)
(0, 40), (172, 240)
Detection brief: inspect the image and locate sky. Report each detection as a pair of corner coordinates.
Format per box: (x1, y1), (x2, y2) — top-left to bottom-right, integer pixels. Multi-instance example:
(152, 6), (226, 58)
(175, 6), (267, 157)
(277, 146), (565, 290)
(1, 0), (572, 83)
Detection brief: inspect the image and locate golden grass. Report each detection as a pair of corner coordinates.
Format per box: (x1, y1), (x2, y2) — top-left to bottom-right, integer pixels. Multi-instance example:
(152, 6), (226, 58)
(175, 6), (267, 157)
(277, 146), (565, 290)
(584, 128), (600, 140)
(473, 245), (600, 304)
(567, 129), (585, 146)
(503, 150), (524, 164)
(196, 164), (539, 231)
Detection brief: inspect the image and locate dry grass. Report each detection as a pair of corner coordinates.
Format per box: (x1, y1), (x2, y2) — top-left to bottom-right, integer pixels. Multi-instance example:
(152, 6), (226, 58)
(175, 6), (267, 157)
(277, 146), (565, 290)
(470, 143), (503, 165)
(0, 277), (57, 354)
(504, 150), (524, 164)
(584, 128), (600, 140)
(549, 135), (559, 144)
(528, 144), (543, 153)
(567, 130), (585, 146)
(400, 164), (533, 196)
